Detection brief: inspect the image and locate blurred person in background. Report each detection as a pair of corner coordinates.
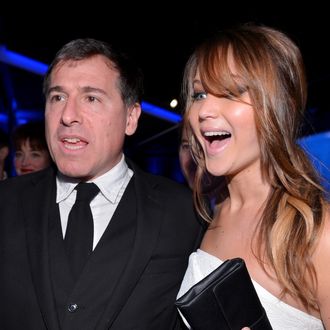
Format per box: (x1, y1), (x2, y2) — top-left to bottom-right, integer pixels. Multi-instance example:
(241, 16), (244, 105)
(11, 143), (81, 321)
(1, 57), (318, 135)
(0, 127), (9, 180)
(12, 121), (52, 175)
(178, 121), (196, 190)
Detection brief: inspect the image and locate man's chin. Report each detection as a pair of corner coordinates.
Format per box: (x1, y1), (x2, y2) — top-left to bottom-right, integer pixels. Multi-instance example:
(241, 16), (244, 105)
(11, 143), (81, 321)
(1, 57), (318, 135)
(57, 162), (92, 181)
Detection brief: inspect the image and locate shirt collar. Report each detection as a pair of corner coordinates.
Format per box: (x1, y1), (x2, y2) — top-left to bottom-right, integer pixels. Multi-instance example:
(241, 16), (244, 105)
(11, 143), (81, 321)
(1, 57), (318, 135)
(56, 155), (132, 204)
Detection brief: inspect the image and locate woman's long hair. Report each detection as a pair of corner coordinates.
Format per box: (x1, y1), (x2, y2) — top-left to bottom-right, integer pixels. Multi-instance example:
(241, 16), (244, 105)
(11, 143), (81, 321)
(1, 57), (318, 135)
(182, 23), (326, 311)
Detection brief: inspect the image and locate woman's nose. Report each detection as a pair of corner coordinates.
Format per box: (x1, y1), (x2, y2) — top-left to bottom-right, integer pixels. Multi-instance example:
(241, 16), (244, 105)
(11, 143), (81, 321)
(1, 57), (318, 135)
(198, 95), (219, 120)
(21, 155), (30, 165)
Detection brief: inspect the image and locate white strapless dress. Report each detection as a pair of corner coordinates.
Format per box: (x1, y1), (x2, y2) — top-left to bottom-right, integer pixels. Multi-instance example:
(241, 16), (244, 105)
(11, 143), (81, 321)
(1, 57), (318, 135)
(177, 249), (324, 330)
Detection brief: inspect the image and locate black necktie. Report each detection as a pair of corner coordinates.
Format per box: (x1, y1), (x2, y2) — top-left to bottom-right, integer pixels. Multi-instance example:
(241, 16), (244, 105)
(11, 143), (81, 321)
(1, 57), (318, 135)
(64, 182), (99, 278)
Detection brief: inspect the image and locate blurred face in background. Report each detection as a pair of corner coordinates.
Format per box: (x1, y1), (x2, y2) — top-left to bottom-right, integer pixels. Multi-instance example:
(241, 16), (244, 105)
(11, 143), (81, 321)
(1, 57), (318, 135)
(179, 126), (197, 189)
(14, 139), (52, 175)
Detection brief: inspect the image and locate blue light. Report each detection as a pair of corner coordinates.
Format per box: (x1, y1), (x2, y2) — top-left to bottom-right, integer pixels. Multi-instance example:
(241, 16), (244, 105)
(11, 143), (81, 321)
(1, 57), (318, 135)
(15, 110), (44, 121)
(0, 113), (7, 123)
(141, 101), (182, 123)
(0, 45), (48, 75)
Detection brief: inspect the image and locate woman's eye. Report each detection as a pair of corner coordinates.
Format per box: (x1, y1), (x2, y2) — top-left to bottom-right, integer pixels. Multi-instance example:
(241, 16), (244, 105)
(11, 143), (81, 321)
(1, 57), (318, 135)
(192, 92), (207, 101)
(15, 151), (23, 158)
(31, 152), (42, 158)
(225, 85), (248, 99)
(237, 86), (248, 94)
(224, 90), (236, 99)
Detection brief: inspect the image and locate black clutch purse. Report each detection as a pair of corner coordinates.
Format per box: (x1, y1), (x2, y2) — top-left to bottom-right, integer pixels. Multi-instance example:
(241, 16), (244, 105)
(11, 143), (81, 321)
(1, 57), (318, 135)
(175, 258), (273, 330)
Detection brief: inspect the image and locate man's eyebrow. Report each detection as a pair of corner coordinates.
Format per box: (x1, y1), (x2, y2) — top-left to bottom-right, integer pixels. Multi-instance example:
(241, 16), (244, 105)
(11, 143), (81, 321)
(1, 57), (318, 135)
(47, 86), (65, 94)
(80, 86), (107, 95)
(47, 85), (107, 96)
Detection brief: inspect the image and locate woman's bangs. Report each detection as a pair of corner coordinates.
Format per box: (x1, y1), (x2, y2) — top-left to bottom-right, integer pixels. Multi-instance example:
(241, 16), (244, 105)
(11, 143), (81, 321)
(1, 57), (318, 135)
(199, 44), (245, 97)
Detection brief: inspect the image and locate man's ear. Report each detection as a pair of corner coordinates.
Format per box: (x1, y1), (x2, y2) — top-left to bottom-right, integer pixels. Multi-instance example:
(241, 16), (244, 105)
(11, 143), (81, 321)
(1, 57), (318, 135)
(125, 103), (142, 136)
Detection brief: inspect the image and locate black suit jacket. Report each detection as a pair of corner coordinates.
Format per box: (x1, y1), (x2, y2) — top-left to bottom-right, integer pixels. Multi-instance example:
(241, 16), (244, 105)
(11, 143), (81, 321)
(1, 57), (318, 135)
(0, 161), (202, 330)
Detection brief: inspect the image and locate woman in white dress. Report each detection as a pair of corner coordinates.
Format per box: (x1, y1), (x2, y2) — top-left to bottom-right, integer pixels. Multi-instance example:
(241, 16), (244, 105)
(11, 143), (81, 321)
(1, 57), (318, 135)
(177, 24), (330, 329)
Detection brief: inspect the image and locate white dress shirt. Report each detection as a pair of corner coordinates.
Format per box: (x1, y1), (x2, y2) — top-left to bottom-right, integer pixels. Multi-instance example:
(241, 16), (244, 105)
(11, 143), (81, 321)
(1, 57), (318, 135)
(56, 155), (133, 250)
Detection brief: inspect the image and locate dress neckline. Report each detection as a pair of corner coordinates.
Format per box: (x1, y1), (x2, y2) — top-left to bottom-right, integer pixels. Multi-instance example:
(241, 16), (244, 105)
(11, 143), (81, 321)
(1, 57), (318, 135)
(195, 249), (321, 322)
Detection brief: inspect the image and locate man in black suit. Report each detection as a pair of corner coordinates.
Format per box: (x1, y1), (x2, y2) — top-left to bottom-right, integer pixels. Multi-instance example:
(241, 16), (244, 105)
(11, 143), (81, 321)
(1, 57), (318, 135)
(0, 38), (201, 330)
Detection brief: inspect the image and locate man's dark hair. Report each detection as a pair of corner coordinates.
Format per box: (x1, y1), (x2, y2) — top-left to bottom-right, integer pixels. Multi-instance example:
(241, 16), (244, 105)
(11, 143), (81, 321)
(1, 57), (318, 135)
(43, 38), (144, 106)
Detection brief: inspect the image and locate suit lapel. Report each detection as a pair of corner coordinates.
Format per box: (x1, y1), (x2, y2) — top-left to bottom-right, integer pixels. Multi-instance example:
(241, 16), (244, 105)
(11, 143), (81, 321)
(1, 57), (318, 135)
(22, 167), (61, 330)
(96, 166), (165, 329)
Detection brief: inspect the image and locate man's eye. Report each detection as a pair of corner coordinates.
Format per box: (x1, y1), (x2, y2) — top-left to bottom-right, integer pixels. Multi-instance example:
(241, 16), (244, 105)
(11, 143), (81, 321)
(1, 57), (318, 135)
(50, 95), (64, 102)
(87, 96), (98, 102)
